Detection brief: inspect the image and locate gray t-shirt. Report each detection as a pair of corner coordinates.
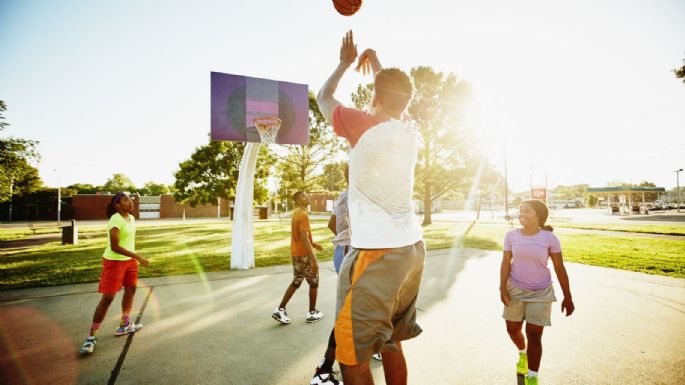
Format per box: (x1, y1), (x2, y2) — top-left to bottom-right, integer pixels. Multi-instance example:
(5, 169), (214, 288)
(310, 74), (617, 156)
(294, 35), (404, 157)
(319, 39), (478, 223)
(332, 190), (351, 247)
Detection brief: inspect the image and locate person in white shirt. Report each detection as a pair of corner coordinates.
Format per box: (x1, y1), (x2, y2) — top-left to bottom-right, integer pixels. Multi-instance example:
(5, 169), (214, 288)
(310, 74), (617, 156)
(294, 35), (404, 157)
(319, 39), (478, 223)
(316, 30), (426, 385)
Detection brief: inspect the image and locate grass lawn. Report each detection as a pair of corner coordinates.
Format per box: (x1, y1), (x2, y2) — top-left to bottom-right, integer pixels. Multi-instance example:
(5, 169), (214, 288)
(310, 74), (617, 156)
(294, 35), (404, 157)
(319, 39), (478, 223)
(1, 220), (684, 290)
(553, 222), (685, 236)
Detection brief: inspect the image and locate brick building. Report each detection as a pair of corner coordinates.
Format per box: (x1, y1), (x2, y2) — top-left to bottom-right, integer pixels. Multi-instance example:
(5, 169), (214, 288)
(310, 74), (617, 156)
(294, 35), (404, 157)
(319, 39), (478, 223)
(71, 194), (231, 220)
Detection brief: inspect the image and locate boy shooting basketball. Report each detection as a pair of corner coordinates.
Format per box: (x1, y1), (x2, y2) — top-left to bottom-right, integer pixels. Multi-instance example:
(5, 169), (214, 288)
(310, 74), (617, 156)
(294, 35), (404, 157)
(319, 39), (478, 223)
(317, 30), (425, 385)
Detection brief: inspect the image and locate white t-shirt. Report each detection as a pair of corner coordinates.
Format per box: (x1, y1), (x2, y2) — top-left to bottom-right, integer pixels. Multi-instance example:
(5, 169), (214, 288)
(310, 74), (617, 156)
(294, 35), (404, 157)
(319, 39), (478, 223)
(346, 119), (423, 248)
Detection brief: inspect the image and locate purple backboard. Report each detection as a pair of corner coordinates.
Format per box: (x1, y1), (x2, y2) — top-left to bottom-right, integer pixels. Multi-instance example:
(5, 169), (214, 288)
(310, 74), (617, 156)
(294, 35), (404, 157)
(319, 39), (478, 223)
(211, 72), (309, 145)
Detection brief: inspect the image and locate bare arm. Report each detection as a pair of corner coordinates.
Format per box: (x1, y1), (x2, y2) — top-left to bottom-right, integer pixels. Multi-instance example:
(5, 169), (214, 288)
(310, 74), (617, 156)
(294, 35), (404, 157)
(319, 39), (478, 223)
(317, 30), (357, 123)
(550, 252), (575, 316)
(109, 228), (149, 267)
(499, 251), (512, 306)
(300, 229), (319, 273)
(328, 214), (337, 235)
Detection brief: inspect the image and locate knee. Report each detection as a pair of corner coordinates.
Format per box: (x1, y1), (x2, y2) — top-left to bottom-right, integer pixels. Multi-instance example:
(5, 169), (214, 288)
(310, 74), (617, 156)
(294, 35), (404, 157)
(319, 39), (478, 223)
(506, 323), (522, 336)
(124, 286), (136, 294)
(290, 282), (302, 290)
(308, 283), (319, 289)
(100, 294), (115, 305)
(525, 329), (543, 344)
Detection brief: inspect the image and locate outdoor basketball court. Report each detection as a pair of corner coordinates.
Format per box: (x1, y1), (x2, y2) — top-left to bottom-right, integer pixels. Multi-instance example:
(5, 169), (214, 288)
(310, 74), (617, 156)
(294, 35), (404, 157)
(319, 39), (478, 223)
(1, 247), (683, 385)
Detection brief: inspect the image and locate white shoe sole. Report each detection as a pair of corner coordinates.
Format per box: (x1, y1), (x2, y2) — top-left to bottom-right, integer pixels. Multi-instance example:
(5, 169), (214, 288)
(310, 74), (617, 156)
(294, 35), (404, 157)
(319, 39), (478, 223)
(272, 314), (291, 324)
(115, 323), (143, 336)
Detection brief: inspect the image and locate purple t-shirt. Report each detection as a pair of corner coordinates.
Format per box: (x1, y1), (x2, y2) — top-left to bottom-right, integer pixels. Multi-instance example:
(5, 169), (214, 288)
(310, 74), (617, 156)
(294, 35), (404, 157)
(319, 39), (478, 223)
(503, 229), (562, 291)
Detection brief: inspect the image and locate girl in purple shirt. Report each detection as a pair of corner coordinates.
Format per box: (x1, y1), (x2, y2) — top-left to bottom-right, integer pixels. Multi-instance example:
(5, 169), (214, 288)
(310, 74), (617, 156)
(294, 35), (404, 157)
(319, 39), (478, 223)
(499, 200), (575, 385)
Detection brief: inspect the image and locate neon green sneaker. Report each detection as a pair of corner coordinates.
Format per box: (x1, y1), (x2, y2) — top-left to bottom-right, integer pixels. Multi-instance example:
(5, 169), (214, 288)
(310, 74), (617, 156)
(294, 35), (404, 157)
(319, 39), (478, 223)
(525, 375), (539, 385)
(516, 352), (528, 375)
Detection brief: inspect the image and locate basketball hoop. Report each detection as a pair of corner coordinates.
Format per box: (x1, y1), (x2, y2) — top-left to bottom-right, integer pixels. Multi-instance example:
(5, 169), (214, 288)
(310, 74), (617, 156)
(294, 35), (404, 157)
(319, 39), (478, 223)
(253, 116), (281, 144)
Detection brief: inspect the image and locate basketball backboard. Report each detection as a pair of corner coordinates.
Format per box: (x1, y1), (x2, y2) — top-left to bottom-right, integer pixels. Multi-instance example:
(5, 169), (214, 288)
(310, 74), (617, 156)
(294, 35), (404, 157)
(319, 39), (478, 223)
(210, 72), (309, 145)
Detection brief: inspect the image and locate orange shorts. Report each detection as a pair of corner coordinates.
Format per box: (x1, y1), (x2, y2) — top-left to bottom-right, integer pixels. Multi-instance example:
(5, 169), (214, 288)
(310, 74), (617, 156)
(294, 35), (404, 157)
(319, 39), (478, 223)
(98, 258), (138, 294)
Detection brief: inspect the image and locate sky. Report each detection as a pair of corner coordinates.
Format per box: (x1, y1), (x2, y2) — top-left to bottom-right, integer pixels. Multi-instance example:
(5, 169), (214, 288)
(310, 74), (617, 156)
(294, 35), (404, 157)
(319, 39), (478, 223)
(1, 0), (684, 193)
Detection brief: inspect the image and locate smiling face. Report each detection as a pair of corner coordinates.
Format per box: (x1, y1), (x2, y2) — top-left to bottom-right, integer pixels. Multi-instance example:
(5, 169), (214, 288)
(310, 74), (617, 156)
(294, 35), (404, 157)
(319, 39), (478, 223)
(518, 202), (539, 228)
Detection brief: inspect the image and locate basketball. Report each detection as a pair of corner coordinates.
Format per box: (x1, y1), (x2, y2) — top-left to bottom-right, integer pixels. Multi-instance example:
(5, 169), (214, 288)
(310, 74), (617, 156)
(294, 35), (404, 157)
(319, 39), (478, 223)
(333, 0), (362, 16)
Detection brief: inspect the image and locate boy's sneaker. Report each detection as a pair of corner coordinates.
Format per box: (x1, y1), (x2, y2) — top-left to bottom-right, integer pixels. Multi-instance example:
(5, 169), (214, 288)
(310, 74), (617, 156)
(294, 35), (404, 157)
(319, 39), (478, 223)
(372, 353), (382, 361)
(306, 310), (324, 323)
(516, 352), (528, 375)
(310, 368), (343, 385)
(79, 336), (97, 354)
(115, 322), (143, 336)
(272, 308), (291, 324)
(525, 375), (539, 385)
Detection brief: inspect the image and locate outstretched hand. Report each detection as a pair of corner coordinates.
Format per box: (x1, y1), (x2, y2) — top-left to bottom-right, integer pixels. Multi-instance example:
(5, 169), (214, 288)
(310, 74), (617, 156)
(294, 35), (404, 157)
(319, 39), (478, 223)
(340, 30), (357, 66)
(356, 48), (379, 76)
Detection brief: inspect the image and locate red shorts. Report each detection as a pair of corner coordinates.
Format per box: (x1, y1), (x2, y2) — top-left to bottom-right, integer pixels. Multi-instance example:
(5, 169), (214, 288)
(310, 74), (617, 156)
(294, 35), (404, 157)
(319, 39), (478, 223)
(98, 258), (138, 294)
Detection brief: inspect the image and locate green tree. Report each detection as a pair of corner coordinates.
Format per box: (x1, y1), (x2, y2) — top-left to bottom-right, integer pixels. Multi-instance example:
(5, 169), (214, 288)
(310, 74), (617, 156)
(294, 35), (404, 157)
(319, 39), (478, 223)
(675, 57), (685, 84)
(319, 162), (347, 192)
(350, 67), (478, 225)
(276, 92), (341, 194)
(101, 173), (136, 193)
(552, 184), (589, 200)
(0, 100), (42, 203)
(174, 141), (273, 206)
(65, 183), (97, 195)
(139, 181), (171, 196)
(639, 181), (656, 187)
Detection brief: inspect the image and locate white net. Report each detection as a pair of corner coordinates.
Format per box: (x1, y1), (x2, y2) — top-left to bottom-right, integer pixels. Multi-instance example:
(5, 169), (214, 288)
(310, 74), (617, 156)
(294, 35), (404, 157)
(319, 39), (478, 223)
(253, 116), (282, 144)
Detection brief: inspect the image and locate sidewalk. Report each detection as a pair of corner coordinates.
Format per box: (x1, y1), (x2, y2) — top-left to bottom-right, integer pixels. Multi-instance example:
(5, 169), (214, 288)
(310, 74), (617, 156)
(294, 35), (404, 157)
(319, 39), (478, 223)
(1, 247), (684, 384)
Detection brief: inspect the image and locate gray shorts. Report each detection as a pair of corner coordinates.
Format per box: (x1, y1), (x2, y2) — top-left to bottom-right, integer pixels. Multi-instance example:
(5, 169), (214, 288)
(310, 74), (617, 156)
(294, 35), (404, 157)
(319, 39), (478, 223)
(502, 280), (556, 327)
(334, 241), (426, 365)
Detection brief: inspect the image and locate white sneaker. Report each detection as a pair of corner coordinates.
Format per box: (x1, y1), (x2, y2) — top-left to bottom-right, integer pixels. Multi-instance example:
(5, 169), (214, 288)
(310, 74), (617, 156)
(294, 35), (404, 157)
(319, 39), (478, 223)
(310, 370), (343, 384)
(79, 336), (97, 354)
(372, 353), (382, 361)
(272, 308), (291, 324)
(115, 322), (143, 336)
(306, 310), (324, 323)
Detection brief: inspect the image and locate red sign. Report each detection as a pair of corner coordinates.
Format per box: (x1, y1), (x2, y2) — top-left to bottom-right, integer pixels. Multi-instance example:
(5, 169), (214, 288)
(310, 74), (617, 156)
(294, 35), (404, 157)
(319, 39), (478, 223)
(531, 188), (547, 200)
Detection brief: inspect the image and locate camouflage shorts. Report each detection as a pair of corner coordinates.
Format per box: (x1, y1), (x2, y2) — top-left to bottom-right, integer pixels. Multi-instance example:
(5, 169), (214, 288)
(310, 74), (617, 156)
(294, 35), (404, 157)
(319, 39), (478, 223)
(291, 256), (319, 287)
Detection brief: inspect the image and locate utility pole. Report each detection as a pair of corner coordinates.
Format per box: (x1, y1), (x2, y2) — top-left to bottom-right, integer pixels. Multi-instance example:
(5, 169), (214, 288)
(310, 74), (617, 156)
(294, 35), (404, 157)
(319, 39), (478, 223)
(54, 170), (61, 223)
(676, 168), (683, 213)
(504, 150), (509, 218)
(8, 176), (13, 222)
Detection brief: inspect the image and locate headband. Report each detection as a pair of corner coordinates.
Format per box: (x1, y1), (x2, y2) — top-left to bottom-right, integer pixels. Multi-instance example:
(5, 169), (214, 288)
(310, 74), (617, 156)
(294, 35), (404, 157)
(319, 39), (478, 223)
(112, 192), (125, 204)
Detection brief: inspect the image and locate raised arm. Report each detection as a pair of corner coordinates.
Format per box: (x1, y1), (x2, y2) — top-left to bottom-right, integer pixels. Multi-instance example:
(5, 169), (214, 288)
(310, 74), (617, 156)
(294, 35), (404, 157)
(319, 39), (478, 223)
(356, 48), (382, 77)
(317, 30), (358, 123)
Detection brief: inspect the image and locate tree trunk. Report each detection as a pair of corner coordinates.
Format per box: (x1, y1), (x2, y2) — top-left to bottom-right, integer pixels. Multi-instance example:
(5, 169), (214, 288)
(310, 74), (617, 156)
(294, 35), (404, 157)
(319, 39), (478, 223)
(422, 140), (432, 226)
(423, 182), (432, 226)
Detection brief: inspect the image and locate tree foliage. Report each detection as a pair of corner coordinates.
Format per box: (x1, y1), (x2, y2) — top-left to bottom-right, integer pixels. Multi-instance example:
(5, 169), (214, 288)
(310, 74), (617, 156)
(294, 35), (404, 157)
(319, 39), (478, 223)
(0, 100), (42, 203)
(552, 184), (589, 199)
(675, 57), (685, 84)
(276, 92), (341, 195)
(319, 162), (347, 192)
(350, 67), (486, 225)
(174, 141), (273, 206)
(139, 181), (171, 196)
(65, 183), (98, 195)
(101, 173), (136, 193)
